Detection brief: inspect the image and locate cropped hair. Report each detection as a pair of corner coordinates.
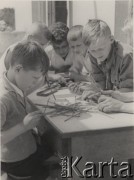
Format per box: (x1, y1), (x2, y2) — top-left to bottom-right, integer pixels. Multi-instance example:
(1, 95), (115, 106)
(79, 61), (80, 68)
(26, 22), (52, 41)
(49, 22), (69, 44)
(67, 25), (83, 42)
(10, 40), (49, 74)
(82, 19), (111, 46)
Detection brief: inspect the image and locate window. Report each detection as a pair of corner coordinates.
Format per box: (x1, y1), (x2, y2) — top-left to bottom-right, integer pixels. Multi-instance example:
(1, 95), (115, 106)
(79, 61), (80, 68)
(31, 1), (72, 27)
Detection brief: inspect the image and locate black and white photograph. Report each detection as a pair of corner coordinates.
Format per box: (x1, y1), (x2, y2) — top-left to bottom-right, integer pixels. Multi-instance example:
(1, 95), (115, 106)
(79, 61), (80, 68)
(0, 0), (134, 179)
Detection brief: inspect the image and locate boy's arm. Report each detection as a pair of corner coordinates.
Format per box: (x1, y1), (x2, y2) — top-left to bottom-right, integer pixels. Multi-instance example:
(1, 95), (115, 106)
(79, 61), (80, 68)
(98, 95), (134, 114)
(1, 102), (42, 145)
(69, 54), (83, 72)
(119, 54), (133, 91)
(101, 90), (134, 102)
(26, 98), (48, 135)
(120, 102), (134, 114)
(1, 123), (28, 145)
(68, 55), (85, 82)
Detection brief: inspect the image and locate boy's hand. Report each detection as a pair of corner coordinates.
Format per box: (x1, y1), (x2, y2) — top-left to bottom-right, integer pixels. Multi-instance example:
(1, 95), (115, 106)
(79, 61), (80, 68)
(68, 82), (92, 95)
(98, 95), (124, 113)
(68, 82), (82, 95)
(49, 74), (66, 83)
(82, 90), (101, 102)
(23, 111), (43, 131)
(36, 116), (48, 135)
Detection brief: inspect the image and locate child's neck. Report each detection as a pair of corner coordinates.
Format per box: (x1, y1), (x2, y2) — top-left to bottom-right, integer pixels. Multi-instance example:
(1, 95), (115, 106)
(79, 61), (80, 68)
(7, 69), (19, 93)
(7, 70), (25, 95)
(7, 70), (17, 86)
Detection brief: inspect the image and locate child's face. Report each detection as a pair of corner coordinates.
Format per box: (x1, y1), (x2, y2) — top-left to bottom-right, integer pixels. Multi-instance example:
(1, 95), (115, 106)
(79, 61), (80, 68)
(69, 37), (86, 55)
(15, 66), (43, 92)
(88, 36), (113, 64)
(53, 41), (69, 58)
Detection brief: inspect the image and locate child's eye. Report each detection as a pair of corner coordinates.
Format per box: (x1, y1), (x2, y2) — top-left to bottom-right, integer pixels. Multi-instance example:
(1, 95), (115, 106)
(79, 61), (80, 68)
(91, 50), (96, 52)
(33, 76), (42, 80)
(62, 45), (68, 49)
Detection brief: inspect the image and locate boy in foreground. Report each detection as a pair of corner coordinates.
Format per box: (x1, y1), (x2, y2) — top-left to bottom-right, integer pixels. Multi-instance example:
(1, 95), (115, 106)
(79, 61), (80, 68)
(0, 40), (58, 180)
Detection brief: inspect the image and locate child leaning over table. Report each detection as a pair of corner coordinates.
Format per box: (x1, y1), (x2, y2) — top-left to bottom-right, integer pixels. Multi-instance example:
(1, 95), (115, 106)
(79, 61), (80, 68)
(67, 25), (93, 82)
(0, 22), (64, 94)
(97, 16), (134, 114)
(0, 41), (59, 180)
(81, 19), (133, 101)
(45, 22), (71, 74)
(45, 22), (84, 78)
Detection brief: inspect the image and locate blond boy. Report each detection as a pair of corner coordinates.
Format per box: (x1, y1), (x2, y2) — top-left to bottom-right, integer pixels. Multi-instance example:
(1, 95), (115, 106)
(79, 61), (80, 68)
(82, 19), (133, 93)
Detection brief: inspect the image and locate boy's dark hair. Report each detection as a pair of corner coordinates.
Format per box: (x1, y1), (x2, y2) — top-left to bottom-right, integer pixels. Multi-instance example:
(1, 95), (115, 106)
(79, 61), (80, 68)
(10, 40), (49, 74)
(82, 19), (111, 46)
(67, 25), (83, 42)
(49, 22), (69, 44)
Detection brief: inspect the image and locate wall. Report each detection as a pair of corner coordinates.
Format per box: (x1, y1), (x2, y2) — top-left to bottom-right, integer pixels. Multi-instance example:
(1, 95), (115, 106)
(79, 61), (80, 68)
(72, 0), (115, 35)
(0, 31), (25, 57)
(114, 0), (129, 43)
(0, 0), (130, 43)
(72, 1), (96, 25)
(95, 0), (115, 35)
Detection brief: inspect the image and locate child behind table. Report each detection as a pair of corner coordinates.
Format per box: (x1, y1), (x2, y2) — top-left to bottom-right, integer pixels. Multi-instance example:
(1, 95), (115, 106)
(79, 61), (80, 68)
(82, 19), (133, 93)
(0, 40), (57, 179)
(97, 16), (134, 114)
(0, 22), (64, 94)
(45, 22), (70, 73)
(67, 25), (92, 82)
(69, 19), (133, 101)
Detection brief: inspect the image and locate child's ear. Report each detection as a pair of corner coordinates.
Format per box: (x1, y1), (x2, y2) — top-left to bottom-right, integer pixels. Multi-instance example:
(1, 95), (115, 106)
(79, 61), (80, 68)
(15, 65), (23, 72)
(110, 35), (114, 44)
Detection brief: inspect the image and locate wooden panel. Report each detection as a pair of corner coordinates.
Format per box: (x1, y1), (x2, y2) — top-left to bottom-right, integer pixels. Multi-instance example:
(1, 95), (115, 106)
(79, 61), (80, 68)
(71, 129), (134, 180)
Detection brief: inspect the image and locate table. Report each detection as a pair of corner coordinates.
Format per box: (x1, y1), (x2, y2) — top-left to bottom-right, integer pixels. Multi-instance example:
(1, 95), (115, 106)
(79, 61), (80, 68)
(29, 88), (134, 180)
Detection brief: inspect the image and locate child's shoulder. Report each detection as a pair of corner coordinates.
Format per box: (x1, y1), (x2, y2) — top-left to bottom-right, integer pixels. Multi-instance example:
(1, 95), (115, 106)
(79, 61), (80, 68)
(115, 41), (133, 59)
(45, 44), (53, 53)
(0, 78), (13, 107)
(44, 44), (55, 59)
